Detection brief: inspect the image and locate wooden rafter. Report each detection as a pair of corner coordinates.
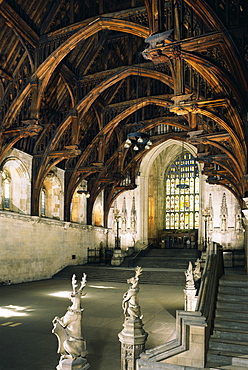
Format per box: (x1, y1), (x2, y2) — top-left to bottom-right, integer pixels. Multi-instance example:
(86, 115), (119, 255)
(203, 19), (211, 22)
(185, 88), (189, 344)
(0, 1), (39, 47)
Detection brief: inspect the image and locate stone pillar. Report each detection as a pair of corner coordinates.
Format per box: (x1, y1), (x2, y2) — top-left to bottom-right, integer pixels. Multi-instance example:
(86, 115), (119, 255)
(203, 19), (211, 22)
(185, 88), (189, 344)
(119, 317), (147, 370)
(184, 287), (197, 312)
(111, 248), (125, 266)
(118, 267), (148, 370)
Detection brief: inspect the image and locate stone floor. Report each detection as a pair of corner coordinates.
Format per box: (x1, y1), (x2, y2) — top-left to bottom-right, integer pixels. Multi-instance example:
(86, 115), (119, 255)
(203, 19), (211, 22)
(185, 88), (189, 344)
(0, 276), (184, 370)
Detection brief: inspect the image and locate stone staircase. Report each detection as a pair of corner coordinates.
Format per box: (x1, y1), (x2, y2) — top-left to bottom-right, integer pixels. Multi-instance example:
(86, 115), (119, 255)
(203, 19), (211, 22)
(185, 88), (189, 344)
(134, 248), (201, 269)
(206, 274), (248, 369)
(53, 248), (201, 286)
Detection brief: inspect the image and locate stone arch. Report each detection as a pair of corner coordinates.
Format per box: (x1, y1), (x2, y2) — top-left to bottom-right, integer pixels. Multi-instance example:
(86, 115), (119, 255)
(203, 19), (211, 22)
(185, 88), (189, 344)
(42, 172), (63, 219)
(71, 180), (88, 224)
(137, 140), (199, 245)
(0, 156), (31, 214)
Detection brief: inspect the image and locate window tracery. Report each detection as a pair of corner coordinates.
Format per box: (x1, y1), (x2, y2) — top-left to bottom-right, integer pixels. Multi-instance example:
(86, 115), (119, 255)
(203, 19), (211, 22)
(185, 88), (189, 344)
(165, 152), (199, 230)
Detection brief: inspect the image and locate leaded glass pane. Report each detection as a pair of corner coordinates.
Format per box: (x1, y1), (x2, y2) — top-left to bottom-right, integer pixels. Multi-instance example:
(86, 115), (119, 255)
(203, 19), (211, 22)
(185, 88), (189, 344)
(165, 151), (199, 230)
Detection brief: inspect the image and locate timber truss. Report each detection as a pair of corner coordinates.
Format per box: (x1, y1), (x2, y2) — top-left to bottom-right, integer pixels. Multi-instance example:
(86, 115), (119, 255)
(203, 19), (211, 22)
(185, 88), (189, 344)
(0, 0), (247, 225)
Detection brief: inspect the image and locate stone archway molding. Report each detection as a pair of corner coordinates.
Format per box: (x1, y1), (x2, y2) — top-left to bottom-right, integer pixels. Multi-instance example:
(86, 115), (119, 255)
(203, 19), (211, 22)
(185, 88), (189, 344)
(138, 139), (198, 246)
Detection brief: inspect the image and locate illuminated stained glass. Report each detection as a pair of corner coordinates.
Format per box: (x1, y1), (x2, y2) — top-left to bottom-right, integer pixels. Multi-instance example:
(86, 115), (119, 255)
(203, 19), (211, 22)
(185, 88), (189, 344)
(165, 151), (199, 229)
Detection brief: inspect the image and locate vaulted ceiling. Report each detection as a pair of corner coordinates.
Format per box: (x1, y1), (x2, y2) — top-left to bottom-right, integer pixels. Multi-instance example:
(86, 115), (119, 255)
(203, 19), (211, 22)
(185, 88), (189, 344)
(0, 0), (247, 225)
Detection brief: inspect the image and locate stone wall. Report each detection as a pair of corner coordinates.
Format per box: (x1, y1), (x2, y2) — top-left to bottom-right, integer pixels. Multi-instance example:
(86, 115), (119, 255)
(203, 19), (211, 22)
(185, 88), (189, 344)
(0, 211), (107, 284)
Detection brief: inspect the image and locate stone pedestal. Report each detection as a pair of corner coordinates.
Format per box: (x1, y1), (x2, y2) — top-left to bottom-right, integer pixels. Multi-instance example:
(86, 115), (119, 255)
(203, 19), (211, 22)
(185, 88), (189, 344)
(111, 249), (125, 266)
(56, 357), (90, 370)
(118, 317), (148, 370)
(184, 288), (197, 311)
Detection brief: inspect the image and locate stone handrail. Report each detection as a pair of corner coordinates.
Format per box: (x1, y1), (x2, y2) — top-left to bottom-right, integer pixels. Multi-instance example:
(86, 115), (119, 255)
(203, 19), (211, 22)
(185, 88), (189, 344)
(196, 242), (224, 344)
(137, 243), (224, 369)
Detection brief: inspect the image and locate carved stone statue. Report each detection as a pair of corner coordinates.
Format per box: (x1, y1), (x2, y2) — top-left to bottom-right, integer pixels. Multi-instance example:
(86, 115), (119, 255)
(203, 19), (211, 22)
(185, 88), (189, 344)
(184, 262), (197, 311)
(122, 266), (143, 320)
(193, 258), (202, 282)
(184, 261), (195, 289)
(119, 267), (148, 370)
(52, 274), (89, 369)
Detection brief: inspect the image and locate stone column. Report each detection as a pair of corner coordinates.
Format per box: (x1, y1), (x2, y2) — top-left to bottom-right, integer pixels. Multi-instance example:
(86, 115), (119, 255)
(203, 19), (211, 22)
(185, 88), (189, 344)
(118, 267), (148, 370)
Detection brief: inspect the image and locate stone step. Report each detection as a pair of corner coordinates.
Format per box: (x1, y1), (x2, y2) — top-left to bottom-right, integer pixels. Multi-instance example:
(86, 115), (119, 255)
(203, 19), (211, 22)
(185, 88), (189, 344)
(207, 351), (248, 367)
(137, 249), (201, 270)
(216, 300), (248, 312)
(219, 276), (248, 287)
(132, 257), (193, 269)
(232, 356), (248, 367)
(144, 249), (201, 258)
(214, 318), (248, 331)
(53, 265), (186, 286)
(217, 293), (248, 303)
(209, 338), (248, 355)
(218, 285), (248, 295)
(213, 328), (248, 342)
(218, 366), (248, 369)
(215, 309), (248, 321)
(206, 351), (233, 366)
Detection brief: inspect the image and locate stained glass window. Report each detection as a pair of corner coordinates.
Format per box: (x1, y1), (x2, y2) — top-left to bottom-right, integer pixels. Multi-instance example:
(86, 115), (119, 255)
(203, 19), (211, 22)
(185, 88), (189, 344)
(165, 151), (199, 229)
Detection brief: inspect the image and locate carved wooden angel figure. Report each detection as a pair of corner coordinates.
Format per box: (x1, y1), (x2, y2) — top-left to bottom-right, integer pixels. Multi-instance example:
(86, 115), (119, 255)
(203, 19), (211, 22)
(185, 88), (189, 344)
(122, 266), (143, 320)
(52, 273), (88, 360)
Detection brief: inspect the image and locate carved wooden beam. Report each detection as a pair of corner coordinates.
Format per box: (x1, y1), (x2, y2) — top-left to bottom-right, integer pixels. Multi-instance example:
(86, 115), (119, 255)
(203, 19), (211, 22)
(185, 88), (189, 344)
(77, 166), (105, 173)
(3, 120), (42, 137)
(40, 0), (64, 35)
(0, 1), (39, 47)
(187, 131), (230, 144)
(0, 67), (12, 81)
(43, 7), (147, 40)
(48, 145), (81, 158)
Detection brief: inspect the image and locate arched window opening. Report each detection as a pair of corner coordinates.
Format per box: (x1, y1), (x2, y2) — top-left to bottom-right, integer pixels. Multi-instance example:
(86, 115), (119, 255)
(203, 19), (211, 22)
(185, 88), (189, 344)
(165, 151), (199, 230)
(2, 170), (11, 210)
(41, 188), (46, 216)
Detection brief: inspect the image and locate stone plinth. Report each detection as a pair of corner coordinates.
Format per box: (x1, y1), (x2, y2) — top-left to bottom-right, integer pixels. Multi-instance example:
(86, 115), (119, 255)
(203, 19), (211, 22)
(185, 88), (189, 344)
(118, 317), (148, 370)
(111, 249), (125, 266)
(184, 288), (197, 311)
(56, 357), (90, 370)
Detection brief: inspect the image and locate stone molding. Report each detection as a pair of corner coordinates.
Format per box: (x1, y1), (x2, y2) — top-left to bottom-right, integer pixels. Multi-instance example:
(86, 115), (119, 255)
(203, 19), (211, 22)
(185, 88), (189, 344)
(0, 210), (107, 233)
